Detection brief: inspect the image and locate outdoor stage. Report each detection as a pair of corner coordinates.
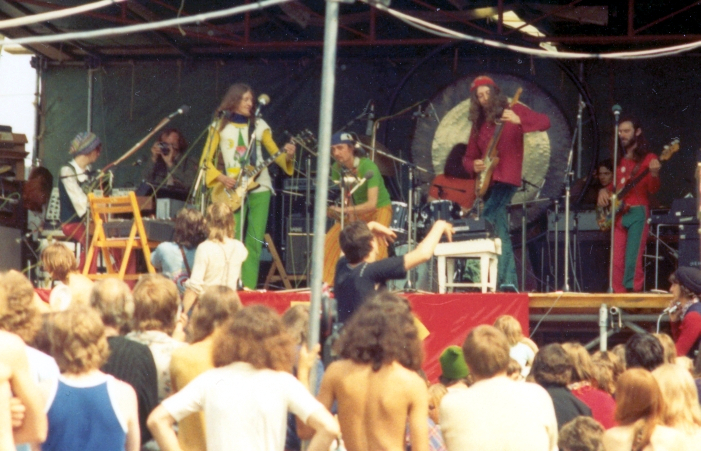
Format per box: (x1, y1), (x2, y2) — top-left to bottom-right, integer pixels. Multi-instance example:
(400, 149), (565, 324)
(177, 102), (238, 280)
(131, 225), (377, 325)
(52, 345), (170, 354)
(239, 290), (673, 382)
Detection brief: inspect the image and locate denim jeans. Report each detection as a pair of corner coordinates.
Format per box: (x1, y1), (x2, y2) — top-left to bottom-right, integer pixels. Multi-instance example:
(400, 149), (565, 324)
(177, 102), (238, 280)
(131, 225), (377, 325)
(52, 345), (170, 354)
(482, 182), (518, 288)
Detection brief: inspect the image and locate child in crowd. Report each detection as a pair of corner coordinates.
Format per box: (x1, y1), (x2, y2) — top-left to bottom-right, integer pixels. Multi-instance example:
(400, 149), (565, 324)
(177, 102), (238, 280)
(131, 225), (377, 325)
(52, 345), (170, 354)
(41, 242), (93, 311)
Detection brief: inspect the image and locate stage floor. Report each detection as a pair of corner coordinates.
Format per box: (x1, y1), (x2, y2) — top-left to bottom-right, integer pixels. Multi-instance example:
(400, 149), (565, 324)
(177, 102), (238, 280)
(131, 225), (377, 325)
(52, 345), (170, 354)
(528, 291), (672, 310)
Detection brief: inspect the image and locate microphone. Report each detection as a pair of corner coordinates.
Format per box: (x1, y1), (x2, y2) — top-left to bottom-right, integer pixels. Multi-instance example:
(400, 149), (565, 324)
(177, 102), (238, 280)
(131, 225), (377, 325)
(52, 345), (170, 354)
(612, 104), (622, 122)
(168, 104), (190, 119)
(255, 94), (270, 118)
(663, 304), (680, 315)
(365, 101), (375, 136)
(349, 170), (374, 196)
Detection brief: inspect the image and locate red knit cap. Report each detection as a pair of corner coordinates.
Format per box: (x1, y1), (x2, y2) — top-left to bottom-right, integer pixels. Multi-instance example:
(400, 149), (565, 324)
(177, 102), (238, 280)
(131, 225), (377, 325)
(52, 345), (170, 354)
(470, 75), (497, 92)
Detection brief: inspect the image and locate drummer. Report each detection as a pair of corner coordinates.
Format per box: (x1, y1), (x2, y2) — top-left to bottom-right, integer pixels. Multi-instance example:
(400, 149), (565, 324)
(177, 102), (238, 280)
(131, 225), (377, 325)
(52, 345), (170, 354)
(322, 132), (393, 286)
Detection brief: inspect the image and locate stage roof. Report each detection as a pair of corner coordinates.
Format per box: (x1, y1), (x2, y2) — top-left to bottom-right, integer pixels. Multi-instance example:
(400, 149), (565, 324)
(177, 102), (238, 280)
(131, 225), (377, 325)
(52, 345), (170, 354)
(2, 0), (701, 62)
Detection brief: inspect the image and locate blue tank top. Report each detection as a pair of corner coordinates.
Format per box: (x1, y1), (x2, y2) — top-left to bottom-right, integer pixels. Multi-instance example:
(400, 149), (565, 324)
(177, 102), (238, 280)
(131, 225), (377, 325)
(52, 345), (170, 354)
(43, 375), (126, 451)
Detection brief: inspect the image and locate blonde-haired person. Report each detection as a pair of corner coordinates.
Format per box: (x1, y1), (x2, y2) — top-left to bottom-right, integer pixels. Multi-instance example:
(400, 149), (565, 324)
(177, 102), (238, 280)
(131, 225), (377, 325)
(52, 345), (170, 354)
(493, 315), (535, 377)
(561, 342), (616, 429)
(591, 350), (625, 395)
(652, 364), (701, 450)
(603, 368), (687, 451)
(182, 202), (248, 314)
(126, 274), (186, 403)
(43, 305), (139, 451)
(41, 242), (93, 311)
(148, 305), (339, 451)
(169, 286), (241, 451)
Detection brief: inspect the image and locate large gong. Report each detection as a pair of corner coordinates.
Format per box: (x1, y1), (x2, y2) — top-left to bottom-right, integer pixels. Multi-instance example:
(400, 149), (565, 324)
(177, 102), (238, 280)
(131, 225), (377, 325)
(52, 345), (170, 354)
(410, 74), (571, 229)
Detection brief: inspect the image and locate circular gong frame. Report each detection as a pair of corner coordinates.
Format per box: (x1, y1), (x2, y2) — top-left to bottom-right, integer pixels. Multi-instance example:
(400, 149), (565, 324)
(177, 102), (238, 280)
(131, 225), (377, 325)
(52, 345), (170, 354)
(411, 73), (574, 229)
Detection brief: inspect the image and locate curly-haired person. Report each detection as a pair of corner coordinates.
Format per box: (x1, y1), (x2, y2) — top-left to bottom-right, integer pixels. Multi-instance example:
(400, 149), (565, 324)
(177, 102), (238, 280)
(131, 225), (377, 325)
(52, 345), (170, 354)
(148, 304), (339, 451)
(43, 304), (139, 451)
(307, 292), (429, 451)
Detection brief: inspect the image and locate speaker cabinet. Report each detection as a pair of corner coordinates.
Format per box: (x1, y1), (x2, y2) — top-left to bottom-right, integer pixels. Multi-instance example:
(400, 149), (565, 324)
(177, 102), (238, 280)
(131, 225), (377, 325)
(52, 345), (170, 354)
(285, 233), (312, 275)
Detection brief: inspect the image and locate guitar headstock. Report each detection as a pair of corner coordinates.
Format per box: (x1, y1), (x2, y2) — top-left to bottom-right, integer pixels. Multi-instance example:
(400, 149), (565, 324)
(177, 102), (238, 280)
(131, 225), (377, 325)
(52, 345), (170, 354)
(288, 129), (317, 153)
(660, 138), (680, 161)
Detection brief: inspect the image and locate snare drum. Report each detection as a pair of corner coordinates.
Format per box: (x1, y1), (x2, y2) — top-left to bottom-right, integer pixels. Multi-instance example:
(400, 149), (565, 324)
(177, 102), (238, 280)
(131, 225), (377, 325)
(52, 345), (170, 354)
(390, 201), (408, 235)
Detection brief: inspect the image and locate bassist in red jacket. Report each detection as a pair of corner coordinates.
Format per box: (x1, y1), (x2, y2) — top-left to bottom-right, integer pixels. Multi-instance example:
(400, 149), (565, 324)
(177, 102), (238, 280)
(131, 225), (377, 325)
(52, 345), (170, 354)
(462, 76), (550, 289)
(597, 117), (661, 293)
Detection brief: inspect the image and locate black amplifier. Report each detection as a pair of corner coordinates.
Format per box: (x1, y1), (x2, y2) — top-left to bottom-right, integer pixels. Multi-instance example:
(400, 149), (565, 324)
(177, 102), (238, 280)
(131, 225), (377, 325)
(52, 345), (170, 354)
(450, 217), (493, 241)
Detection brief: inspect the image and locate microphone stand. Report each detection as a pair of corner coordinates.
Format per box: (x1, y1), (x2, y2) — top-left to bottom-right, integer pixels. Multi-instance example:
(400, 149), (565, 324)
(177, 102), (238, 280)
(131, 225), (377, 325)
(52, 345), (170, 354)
(562, 100), (585, 292)
(608, 106), (622, 293)
(305, 157), (312, 281)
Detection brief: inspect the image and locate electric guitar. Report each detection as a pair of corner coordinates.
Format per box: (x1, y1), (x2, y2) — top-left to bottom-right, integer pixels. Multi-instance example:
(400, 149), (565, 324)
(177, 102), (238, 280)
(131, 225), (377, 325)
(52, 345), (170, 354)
(475, 87), (523, 199)
(211, 130), (316, 212)
(596, 138), (680, 231)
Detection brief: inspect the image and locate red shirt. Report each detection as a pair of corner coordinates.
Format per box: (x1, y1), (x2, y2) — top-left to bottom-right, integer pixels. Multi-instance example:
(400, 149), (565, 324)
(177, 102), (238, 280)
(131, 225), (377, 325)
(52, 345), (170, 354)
(672, 308), (701, 357)
(462, 103), (550, 187)
(570, 384), (617, 429)
(611, 152), (660, 207)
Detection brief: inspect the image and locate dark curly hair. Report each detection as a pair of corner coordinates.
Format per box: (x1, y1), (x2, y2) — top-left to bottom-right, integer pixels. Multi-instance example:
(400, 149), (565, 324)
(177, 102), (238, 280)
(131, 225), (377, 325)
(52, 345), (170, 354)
(335, 292), (423, 372)
(173, 208), (207, 250)
(213, 304), (294, 372)
(158, 128), (188, 156)
(532, 343), (574, 387)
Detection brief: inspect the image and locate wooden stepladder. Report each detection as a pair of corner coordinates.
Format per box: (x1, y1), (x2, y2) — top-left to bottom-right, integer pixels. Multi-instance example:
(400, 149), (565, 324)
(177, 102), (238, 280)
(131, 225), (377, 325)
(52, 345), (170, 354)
(83, 191), (156, 280)
(263, 233), (307, 290)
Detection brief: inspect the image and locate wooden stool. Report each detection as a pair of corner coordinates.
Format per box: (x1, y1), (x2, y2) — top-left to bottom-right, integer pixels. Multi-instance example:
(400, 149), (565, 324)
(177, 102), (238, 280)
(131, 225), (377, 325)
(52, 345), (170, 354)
(434, 238), (502, 293)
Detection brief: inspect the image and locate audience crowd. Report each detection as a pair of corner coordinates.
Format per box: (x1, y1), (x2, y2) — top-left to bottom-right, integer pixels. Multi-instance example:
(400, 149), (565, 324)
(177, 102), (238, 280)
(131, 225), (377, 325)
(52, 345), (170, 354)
(6, 210), (701, 451)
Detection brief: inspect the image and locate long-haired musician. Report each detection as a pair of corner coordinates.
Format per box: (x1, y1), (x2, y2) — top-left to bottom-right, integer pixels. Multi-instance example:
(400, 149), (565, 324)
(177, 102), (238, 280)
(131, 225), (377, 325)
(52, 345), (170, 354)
(597, 116), (660, 293)
(462, 76), (550, 289)
(199, 83), (296, 289)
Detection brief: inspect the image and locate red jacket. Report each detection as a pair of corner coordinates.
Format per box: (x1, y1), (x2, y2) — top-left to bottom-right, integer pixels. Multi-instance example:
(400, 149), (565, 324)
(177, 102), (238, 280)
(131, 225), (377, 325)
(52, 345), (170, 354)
(609, 152), (660, 207)
(462, 103), (550, 188)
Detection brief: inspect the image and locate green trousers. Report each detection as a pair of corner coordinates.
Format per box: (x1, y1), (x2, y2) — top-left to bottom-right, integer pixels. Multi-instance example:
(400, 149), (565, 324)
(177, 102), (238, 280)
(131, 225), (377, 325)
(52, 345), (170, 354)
(234, 189), (271, 289)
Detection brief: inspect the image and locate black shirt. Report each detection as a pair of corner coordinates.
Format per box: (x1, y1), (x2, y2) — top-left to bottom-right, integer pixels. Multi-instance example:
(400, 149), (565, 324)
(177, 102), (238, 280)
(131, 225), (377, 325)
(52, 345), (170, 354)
(334, 255), (407, 323)
(102, 336), (159, 445)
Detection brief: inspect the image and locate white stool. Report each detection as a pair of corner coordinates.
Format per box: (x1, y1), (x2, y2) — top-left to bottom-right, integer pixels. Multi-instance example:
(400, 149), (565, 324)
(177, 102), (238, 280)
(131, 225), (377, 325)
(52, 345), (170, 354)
(434, 238), (502, 293)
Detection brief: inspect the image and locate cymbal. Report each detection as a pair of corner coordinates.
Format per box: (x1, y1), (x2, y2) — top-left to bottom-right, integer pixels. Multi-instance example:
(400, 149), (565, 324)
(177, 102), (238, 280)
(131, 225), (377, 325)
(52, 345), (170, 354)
(357, 135), (396, 177)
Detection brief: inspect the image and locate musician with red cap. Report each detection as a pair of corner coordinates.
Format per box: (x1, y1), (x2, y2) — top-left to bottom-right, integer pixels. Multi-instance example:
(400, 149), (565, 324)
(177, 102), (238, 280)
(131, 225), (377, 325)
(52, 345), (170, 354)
(462, 76), (551, 289)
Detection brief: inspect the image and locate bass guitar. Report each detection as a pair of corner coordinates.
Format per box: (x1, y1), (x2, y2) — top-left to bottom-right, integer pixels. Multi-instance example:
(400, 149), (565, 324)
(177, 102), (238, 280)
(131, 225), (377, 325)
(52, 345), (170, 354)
(211, 130), (316, 212)
(596, 138), (679, 231)
(475, 87), (523, 199)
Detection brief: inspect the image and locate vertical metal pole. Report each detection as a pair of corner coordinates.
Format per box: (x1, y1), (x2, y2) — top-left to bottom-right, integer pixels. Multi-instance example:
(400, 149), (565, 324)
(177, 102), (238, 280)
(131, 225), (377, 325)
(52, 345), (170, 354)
(308, 0), (339, 351)
(599, 303), (608, 352)
(87, 68), (93, 132)
(33, 57), (43, 165)
(608, 118), (620, 293)
(554, 200), (559, 289)
(576, 63), (584, 178)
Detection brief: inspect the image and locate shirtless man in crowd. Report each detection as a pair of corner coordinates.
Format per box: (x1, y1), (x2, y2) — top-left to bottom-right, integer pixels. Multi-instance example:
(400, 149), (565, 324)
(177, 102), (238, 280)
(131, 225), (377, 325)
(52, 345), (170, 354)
(302, 292), (429, 451)
(0, 282), (47, 447)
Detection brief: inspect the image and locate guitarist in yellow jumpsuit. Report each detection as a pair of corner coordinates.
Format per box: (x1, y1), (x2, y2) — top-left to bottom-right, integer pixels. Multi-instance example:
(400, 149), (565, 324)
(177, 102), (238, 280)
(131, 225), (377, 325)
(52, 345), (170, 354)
(200, 83), (296, 289)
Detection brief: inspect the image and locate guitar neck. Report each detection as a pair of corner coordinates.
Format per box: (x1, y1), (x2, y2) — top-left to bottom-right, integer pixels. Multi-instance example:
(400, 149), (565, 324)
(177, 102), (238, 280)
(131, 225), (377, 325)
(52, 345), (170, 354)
(245, 149), (284, 178)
